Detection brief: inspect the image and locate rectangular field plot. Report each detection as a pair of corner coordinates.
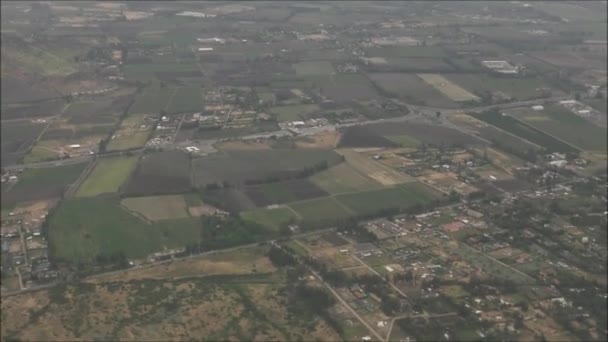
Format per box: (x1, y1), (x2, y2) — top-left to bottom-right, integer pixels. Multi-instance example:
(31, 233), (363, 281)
(129, 83), (176, 114)
(294, 61), (335, 76)
(473, 110), (580, 153)
(364, 46), (446, 58)
(337, 149), (414, 186)
(76, 156), (139, 197)
(124, 151), (191, 196)
(240, 206), (298, 230)
(321, 74), (380, 103)
(310, 163), (384, 194)
(336, 182), (443, 216)
(368, 73), (458, 108)
(2, 162), (87, 205)
(192, 149), (343, 187)
(121, 195), (190, 221)
(446, 74), (559, 101)
(417, 73), (480, 102)
(269, 104), (320, 122)
(508, 105), (607, 152)
(165, 86), (204, 114)
(123, 62), (201, 81)
(1, 121), (47, 166)
(244, 179), (328, 206)
(106, 114), (155, 151)
(289, 197), (354, 222)
(48, 198), (200, 262)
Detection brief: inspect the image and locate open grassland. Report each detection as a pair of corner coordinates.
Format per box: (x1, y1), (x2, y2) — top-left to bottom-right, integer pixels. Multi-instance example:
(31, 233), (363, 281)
(244, 179), (328, 206)
(337, 149), (414, 186)
(289, 196), (354, 222)
(87, 247), (275, 282)
(192, 149), (343, 187)
(2, 163), (87, 205)
(2, 44), (78, 76)
(166, 86), (204, 113)
(386, 134), (421, 148)
(269, 104), (320, 122)
(473, 110), (580, 153)
(48, 198), (200, 262)
(368, 73), (457, 108)
(336, 182), (443, 215)
(121, 195), (190, 221)
(294, 61), (335, 76)
(321, 73), (380, 103)
(106, 114), (154, 151)
(1, 273), (340, 341)
(129, 83), (175, 114)
(446, 74), (558, 101)
(417, 73), (480, 102)
(76, 156), (139, 197)
(240, 207), (298, 231)
(124, 151), (191, 196)
(364, 46), (446, 58)
(310, 163), (384, 194)
(508, 105), (607, 152)
(123, 62), (201, 81)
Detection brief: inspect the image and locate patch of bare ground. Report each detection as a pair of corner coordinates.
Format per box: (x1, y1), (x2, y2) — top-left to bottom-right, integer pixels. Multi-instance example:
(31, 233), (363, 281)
(295, 131), (340, 149)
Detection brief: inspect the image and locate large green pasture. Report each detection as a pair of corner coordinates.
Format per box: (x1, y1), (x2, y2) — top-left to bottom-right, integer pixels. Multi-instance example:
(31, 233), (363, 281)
(446, 74), (558, 101)
(473, 110), (580, 153)
(509, 105), (607, 152)
(48, 197), (200, 262)
(129, 83), (176, 114)
(192, 149), (342, 186)
(76, 156), (138, 197)
(289, 197), (353, 222)
(10, 162), (86, 192)
(310, 163), (383, 194)
(294, 61), (335, 76)
(269, 104), (320, 122)
(336, 182), (442, 215)
(240, 207), (297, 231)
(166, 86), (204, 113)
(364, 46), (446, 58)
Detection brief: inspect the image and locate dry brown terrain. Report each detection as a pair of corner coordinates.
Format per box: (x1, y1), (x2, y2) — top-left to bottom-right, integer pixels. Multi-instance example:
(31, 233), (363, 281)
(1, 246), (341, 341)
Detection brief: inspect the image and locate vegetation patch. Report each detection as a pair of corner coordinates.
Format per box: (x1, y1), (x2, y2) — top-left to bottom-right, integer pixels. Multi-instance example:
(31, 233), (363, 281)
(240, 207), (298, 231)
(336, 182), (443, 216)
(48, 197), (200, 262)
(76, 156), (139, 197)
(121, 195), (191, 221)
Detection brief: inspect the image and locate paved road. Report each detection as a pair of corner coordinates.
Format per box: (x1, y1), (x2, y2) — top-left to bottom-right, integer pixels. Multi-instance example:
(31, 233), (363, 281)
(3, 96), (571, 171)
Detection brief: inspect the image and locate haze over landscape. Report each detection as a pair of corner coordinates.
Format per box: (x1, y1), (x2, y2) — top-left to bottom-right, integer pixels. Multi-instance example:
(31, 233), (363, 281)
(0, 1), (607, 341)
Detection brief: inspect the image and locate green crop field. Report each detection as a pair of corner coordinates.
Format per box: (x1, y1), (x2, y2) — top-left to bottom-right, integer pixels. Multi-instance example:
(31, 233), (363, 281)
(269, 104), (320, 122)
(123, 62), (200, 81)
(76, 156), (139, 197)
(446, 74), (558, 101)
(192, 149), (343, 186)
(294, 61), (335, 76)
(121, 195), (190, 221)
(473, 110), (580, 153)
(364, 46), (446, 58)
(48, 198), (200, 262)
(310, 163), (384, 194)
(336, 182), (442, 215)
(386, 134), (421, 148)
(509, 105), (607, 152)
(129, 83), (176, 114)
(289, 197), (353, 222)
(11, 163), (86, 190)
(240, 207), (297, 230)
(166, 86), (204, 113)
(106, 131), (150, 151)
